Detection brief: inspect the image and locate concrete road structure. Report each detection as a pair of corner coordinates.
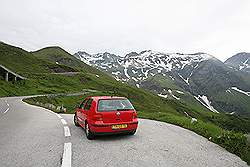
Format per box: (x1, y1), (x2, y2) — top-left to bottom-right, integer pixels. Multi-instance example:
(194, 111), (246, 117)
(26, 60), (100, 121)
(0, 96), (248, 167)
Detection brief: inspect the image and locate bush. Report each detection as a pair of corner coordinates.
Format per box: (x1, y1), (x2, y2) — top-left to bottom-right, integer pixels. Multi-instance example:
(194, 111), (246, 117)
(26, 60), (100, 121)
(214, 131), (247, 157)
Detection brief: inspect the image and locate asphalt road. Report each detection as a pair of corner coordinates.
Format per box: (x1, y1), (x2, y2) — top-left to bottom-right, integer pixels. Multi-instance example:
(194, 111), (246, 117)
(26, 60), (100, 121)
(0, 96), (248, 167)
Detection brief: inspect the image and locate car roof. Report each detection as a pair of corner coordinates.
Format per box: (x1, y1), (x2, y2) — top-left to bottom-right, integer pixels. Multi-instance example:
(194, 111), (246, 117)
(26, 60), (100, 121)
(88, 96), (127, 100)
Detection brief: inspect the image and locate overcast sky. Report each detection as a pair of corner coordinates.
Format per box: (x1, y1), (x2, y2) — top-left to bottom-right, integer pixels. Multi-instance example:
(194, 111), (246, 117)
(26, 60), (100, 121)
(0, 0), (250, 61)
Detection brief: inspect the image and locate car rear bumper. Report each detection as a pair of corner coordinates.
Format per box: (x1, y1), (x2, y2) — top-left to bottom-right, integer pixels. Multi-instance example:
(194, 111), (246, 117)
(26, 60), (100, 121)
(89, 121), (138, 134)
(92, 130), (136, 136)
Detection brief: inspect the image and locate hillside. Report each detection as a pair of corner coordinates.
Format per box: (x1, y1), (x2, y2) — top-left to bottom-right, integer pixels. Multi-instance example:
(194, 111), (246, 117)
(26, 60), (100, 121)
(32, 47), (101, 73)
(0, 42), (199, 117)
(0, 42), (75, 74)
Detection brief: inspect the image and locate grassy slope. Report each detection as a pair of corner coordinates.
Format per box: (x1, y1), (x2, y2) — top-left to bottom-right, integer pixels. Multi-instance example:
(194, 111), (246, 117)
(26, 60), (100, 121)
(0, 43), (179, 115)
(141, 74), (250, 133)
(0, 42), (77, 75)
(213, 89), (250, 117)
(1, 42), (249, 164)
(143, 74), (213, 113)
(31, 47), (102, 73)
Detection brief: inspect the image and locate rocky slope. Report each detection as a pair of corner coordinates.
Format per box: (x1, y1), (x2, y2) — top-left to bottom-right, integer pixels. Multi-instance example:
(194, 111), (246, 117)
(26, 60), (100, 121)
(225, 52), (250, 73)
(74, 50), (250, 116)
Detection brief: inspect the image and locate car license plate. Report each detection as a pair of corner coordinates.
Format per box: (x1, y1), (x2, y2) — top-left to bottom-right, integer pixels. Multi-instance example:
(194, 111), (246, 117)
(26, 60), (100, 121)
(112, 124), (127, 129)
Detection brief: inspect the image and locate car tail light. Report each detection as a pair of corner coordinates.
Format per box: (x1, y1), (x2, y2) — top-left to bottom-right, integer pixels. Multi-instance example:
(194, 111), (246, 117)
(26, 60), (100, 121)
(132, 112), (137, 119)
(93, 114), (103, 121)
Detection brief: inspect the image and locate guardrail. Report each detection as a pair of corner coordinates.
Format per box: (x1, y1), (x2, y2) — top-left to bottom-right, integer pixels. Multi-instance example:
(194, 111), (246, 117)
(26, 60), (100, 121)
(0, 64), (26, 82)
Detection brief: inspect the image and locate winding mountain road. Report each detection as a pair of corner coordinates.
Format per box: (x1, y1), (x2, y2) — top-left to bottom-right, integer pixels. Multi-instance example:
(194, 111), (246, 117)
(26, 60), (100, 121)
(0, 96), (248, 167)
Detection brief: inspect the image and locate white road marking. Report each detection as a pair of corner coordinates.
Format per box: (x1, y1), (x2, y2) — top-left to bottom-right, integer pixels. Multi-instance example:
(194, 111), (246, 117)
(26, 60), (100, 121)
(3, 108), (9, 114)
(56, 113), (63, 119)
(64, 126), (71, 137)
(61, 119), (67, 125)
(2, 100), (10, 114)
(21, 97), (72, 167)
(61, 142), (72, 167)
(5, 100), (9, 105)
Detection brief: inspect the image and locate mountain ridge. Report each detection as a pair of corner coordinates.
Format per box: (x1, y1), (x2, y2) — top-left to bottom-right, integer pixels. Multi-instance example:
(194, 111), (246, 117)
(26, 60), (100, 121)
(74, 50), (250, 116)
(225, 52), (250, 73)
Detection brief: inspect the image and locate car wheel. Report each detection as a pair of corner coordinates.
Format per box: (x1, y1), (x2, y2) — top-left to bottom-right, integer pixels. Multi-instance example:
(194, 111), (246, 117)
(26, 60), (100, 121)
(74, 114), (80, 127)
(85, 122), (94, 140)
(128, 130), (136, 135)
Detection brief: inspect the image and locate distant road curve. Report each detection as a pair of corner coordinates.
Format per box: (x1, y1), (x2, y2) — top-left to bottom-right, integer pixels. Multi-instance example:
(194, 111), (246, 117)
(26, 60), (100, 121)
(0, 95), (248, 167)
(50, 72), (80, 76)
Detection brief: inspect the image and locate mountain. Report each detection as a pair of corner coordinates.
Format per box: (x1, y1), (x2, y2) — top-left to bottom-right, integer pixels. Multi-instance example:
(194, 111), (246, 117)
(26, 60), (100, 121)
(32, 47), (99, 72)
(1, 42), (213, 120)
(74, 50), (213, 83)
(0, 42), (74, 74)
(1, 42), (250, 132)
(225, 52), (250, 73)
(74, 50), (250, 116)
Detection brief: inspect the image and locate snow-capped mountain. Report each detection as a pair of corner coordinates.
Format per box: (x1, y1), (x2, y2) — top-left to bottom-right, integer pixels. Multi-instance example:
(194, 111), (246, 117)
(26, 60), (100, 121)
(74, 50), (214, 83)
(225, 52), (250, 73)
(74, 50), (250, 116)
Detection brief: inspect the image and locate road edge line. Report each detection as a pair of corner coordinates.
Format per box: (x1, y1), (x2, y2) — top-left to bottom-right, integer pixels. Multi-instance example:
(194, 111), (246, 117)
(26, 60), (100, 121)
(61, 142), (72, 167)
(61, 119), (67, 125)
(56, 113), (63, 119)
(3, 108), (9, 114)
(64, 126), (71, 137)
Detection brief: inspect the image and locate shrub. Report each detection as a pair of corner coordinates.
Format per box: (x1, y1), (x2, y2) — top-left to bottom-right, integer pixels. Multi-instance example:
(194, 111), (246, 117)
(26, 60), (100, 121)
(214, 131), (247, 157)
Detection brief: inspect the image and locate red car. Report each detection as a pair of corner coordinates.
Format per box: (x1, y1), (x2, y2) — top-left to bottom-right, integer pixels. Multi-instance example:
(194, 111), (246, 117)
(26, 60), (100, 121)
(74, 96), (138, 139)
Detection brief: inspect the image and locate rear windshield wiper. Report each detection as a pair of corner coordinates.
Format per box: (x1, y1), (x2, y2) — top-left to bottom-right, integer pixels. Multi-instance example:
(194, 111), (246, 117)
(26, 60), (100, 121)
(116, 108), (134, 111)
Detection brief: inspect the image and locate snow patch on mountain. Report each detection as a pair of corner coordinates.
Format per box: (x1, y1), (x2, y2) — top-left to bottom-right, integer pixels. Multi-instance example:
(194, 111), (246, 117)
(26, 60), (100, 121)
(112, 71), (120, 75)
(176, 90), (184, 94)
(132, 77), (139, 82)
(231, 87), (250, 96)
(74, 50), (213, 83)
(239, 59), (249, 70)
(225, 52), (250, 72)
(158, 93), (168, 98)
(178, 74), (189, 85)
(168, 89), (180, 100)
(194, 95), (219, 113)
(124, 68), (130, 78)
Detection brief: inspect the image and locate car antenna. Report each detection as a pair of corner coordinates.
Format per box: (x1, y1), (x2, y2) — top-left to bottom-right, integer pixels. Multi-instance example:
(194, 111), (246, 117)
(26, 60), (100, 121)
(111, 87), (116, 98)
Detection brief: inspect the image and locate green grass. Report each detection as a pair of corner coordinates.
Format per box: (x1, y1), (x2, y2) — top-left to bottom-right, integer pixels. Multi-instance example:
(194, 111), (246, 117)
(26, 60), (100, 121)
(246, 135), (250, 163)
(213, 89), (250, 117)
(141, 74), (214, 115)
(31, 46), (102, 73)
(141, 74), (185, 93)
(0, 42), (76, 75)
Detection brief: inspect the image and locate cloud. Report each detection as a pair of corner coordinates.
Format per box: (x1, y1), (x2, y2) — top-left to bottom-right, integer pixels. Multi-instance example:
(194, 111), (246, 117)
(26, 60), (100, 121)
(0, 0), (250, 61)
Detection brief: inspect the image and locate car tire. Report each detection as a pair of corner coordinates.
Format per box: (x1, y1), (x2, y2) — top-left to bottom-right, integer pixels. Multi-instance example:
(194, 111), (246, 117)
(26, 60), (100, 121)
(128, 130), (136, 135)
(74, 113), (80, 127)
(85, 122), (94, 140)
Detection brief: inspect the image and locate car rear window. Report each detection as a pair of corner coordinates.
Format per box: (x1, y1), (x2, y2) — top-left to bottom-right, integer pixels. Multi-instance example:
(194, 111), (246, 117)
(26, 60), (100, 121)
(97, 99), (134, 112)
